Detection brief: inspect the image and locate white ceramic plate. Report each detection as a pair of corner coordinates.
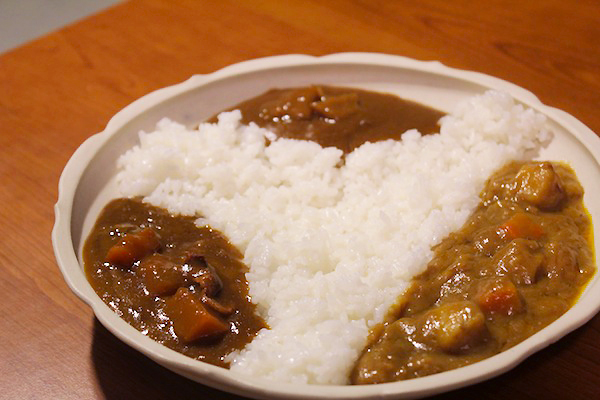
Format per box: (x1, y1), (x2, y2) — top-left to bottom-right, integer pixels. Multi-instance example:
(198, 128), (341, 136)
(53, 53), (600, 399)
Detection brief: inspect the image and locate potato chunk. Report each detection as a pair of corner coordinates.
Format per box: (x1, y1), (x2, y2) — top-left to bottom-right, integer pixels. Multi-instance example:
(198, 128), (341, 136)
(514, 162), (565, 210)
(421, 301), (486, 353)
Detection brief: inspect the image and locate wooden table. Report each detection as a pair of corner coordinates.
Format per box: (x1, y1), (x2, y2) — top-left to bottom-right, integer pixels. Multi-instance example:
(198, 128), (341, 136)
(2, 0), (599, 398)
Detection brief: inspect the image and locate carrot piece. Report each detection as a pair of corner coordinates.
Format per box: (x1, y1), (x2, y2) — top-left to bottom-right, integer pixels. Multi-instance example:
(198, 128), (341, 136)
(475, 278), (523, 316)
(164, 288), (229, 343)
(497, 213), (544, 240)
(105, 227), (161, 268)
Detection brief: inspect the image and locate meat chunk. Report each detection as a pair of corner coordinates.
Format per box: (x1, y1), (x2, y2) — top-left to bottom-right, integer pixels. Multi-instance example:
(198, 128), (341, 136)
(164, 287), (229, 343)
(311, 92), (359, 119)
(474, 226), (505, 256)
(492, 238), (543, 285)
(544, 241), (581, 282)
(350, 318), (420, 384)
(421, 301), (486, 353)
(105, 227), (160, 268)
(514, 162), (566, 210)
(260, 86), (321, 120)
(188, 256), (223, 297)
(186, 255), (234, 315)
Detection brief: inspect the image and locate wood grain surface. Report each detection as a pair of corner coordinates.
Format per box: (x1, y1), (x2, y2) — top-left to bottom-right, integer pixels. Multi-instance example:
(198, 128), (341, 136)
(1, 0), (599, 399)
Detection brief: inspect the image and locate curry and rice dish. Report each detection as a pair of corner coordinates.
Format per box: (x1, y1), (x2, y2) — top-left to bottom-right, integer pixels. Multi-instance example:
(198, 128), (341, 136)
(83, 86), (595, 384)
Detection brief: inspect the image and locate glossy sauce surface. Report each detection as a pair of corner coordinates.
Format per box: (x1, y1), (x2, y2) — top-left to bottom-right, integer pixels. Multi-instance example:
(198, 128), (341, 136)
(221, 85), (445, 154)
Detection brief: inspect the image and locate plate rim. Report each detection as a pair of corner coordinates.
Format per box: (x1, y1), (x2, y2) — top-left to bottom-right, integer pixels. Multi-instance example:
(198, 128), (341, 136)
(52, 52), (600, 400)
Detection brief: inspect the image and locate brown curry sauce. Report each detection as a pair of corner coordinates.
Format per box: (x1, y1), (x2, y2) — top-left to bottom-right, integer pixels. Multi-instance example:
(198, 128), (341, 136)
(351, 161), (595, 383)
(84, 198), (266, 367)
(215, 85), (444, 154)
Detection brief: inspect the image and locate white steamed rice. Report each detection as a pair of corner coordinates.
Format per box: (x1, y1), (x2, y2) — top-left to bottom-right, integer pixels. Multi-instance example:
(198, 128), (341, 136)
(115, 90), (550, 384)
